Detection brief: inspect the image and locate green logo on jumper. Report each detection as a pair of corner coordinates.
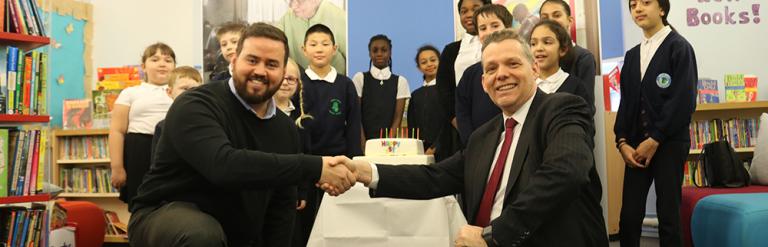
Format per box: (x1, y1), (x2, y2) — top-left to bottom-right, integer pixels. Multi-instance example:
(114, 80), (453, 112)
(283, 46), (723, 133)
(329, 99), (342, 115)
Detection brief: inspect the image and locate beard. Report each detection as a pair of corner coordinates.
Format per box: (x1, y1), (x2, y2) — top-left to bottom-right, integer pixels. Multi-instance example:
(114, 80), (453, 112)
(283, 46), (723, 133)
(233, 73), (281, 105)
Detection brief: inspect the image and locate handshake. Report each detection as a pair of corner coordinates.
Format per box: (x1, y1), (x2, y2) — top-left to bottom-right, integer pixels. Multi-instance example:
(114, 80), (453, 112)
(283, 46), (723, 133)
(317, 156), (373, 196)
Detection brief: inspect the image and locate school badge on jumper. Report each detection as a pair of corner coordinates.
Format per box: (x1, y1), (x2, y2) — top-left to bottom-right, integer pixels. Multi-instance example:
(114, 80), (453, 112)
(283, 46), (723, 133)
(656, 73), (672, 89)
(329, 99), (342, 116)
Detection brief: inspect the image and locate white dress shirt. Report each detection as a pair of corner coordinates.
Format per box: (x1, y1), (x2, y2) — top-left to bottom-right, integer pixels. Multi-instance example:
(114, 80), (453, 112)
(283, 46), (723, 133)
(369, 92), (535, 223)
(423, 78), (436, 87)
(640, 25), (672, 81)
(228, 78), (277, 119)
(352, 66), (411, 99)
(278, 100), (295, 117)
(487, 94), (533, 221)
(114, 82), (173, 134)
(536, 68), (570, 94)
(454, 33), (482, 85)
(305, 66), (339, 83)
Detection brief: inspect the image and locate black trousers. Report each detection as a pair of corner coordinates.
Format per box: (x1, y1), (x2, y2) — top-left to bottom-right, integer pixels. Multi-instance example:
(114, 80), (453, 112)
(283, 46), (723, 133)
(121, 133), (153, 204)
(619, 141), (689, 247)
(128, 201), (227, 247)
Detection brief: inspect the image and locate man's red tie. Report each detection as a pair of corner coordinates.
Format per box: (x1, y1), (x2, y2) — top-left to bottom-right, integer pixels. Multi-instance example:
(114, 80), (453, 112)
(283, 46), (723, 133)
(475, 118), (517, 227)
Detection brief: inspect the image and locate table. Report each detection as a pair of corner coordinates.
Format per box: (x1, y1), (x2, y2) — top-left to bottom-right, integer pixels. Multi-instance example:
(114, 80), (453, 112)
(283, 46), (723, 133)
(308, 155), (467, 247)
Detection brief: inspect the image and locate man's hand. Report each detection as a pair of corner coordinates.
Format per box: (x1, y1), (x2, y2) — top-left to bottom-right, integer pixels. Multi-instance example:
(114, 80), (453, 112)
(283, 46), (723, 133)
(296, 200), (306, 210)
(634, 138), (659, 167)
(619, 143), (644, 168)
(455, 225), (487, 247)
(318, 156), (356, 196)
(348, 159), (372, 186)
(319, 158), (374, 193)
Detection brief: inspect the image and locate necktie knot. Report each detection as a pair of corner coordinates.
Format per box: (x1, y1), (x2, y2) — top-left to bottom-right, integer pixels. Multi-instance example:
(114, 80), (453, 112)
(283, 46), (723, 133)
(505, 118), (517, 130)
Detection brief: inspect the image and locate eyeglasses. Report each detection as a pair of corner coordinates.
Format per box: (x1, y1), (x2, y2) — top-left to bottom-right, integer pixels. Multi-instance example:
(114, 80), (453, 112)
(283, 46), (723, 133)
(284, 76), (299, 85)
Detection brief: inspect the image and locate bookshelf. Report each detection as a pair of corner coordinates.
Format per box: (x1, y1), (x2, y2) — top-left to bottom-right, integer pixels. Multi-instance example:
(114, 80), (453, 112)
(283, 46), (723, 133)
(604, 101), (768, 235)
(0, 3), (54, 246)
(52, 129), (131, 243)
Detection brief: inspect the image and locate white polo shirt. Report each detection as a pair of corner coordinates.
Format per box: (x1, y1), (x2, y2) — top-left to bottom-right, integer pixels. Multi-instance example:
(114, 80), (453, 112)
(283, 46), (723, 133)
(114, 82), (173, 134)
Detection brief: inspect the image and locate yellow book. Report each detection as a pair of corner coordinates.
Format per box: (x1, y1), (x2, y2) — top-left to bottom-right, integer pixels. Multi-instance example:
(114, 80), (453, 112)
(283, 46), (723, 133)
(36, 129), (46, 192)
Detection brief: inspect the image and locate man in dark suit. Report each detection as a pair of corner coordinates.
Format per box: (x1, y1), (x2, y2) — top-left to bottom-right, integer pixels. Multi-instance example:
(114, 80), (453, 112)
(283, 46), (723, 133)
(335, 29), (607, 247)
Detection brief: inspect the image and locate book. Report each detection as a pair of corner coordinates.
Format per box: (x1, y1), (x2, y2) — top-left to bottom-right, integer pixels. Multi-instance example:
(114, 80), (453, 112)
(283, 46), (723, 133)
(6, 46), (18, 114)
(602, 66), (621, 112)
(62, 99), (93, 130)
(92, 89), (121, 119)
(696, 78), (719, 103)
(0, 129), (8, 197)
(744, 75), (758, 102)
(35, 129), (45, 193)
(724, 74), (746, 102)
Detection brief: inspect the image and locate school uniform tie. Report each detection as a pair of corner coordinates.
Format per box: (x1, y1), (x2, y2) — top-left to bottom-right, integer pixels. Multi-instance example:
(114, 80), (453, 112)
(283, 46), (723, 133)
(475, 118), (517, 227)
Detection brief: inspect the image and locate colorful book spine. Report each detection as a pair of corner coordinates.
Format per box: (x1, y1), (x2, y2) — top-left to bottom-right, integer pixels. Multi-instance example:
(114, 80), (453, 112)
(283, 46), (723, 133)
(7, 46), (18, 114)
(36, 129), (46, 192)
(0, 129), (8, 196)
(21, 55), (31, 115)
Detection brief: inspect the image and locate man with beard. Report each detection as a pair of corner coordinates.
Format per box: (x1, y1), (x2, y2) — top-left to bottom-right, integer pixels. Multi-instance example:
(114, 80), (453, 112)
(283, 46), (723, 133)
(127, 23), (357, 247)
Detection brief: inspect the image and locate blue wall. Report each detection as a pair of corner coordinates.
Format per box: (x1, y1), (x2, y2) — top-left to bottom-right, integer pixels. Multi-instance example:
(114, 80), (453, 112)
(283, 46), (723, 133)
(48, 13), (86, 128)
(348, 0), (455, 91)
(599, 0), (624, 59)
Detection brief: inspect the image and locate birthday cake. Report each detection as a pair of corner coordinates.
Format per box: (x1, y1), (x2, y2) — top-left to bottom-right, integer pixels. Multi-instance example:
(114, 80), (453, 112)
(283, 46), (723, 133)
(358, 137), (433, 165)
(364, 138), (424, 156)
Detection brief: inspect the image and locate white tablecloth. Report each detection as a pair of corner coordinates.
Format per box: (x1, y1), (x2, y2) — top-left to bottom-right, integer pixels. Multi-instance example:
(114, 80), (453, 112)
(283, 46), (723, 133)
(308, 155), (467, 247)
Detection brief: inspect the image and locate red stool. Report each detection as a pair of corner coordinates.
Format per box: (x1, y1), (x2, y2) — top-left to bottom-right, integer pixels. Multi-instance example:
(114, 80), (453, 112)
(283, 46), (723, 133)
(58, 201), (106, 247)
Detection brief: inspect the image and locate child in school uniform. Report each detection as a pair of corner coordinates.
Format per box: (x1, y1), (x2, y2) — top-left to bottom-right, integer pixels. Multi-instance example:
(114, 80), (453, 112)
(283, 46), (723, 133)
(352, 34), (410, 140)
(210, 21), (245, 81)
(292, 23), (362, 245)
(407, 45), (445, 154)
(454, 4), (510, 144)
(539, 0), (597, 98)
(614, 1), (698, 246)
(109, 43), (176, 204)
(273, 58), (317, 247)
(530, 20), (593, 110)
(275, 58), (301, 118)
(150, 66), (203, 160)
(295, 23), (362, 157)
(434, 0), (492, 161)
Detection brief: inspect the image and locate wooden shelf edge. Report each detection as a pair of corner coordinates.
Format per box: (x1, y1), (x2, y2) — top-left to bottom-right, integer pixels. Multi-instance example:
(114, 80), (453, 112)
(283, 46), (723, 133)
(57, 159), (111, 164)
(104, 234), (128, 243)
(53, 128), (110, 136)
(0, 114), (50, 123)
(59, 193), (119, 198)
(0, 32), (50, 50)
(688, 147), (755, 155)
(696, 101), (768, 111)
(0, 194), (51, 204)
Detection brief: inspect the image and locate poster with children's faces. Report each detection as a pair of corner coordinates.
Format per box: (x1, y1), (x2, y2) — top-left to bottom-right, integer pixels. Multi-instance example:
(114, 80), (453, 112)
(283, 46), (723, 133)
(202, 0), (248, 81)
(453, 0), (586, 44)
(247, 0), (349, 75)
